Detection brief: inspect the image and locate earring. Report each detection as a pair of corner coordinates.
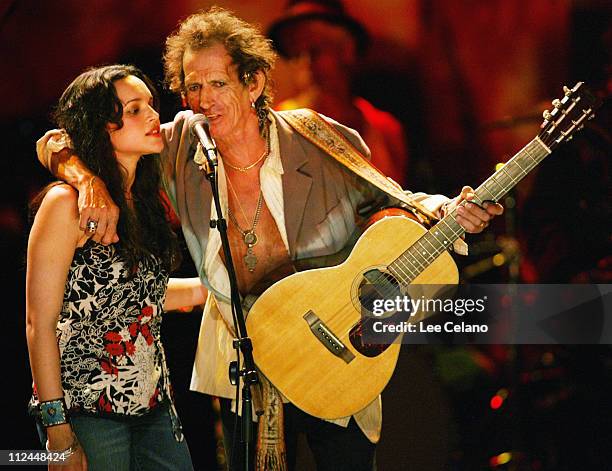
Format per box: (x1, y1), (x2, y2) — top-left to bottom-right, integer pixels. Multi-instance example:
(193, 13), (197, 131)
(251, 101), (256, 109)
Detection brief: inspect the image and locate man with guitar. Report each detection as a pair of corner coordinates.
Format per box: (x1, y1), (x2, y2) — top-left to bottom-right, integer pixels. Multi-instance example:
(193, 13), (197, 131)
(36, 7), (502, 470)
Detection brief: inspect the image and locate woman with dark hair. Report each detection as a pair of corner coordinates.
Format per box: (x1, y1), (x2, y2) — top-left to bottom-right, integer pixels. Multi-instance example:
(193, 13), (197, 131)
(36, 9), (502, 470)
(26, 64), (203, 470)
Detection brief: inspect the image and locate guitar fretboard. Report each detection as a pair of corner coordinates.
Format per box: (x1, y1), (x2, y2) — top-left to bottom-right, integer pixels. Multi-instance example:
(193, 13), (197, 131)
(388, 137), (551, 285)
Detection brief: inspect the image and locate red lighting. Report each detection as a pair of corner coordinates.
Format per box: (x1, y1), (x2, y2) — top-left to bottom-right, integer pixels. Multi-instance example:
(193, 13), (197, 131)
(490, 395), (504, 409)
(489, 452), (512, 467)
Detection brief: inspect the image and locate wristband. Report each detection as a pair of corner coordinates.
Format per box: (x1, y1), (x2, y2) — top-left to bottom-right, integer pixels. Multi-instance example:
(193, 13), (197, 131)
(39, 397), (68, 427)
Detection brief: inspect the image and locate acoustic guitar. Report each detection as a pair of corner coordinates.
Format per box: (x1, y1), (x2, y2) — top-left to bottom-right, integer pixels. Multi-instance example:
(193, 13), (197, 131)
(246, 83), (601, 419)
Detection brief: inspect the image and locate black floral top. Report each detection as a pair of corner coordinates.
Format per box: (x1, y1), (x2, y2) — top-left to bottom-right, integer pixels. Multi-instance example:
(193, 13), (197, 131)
(30, 241), (173, 418)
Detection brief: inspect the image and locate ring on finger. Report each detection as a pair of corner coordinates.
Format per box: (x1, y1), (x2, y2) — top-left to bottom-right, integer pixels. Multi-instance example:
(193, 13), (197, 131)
(86, 219), (99, 233)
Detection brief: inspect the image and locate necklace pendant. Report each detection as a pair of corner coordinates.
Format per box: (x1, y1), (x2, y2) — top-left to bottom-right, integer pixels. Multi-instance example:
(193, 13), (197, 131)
(243, 231), (258, 246)
(244, 247), (257, 272)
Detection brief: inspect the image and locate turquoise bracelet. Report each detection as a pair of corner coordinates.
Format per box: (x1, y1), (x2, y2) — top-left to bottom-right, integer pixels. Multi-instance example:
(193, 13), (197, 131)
(39, 398), (68, 427)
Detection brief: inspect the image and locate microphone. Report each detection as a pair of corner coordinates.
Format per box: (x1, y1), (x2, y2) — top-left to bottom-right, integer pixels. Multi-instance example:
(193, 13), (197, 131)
(187, 113), (217, 167)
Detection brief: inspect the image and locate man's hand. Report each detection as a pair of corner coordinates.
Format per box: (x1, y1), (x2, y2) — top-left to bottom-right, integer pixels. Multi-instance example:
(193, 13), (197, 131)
(37, 129), (120, 245)
(447, 186), (504, 233)
(78, 176), (119, 245)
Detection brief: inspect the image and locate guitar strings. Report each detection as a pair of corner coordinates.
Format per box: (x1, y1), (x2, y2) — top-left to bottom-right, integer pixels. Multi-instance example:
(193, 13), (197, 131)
(320, 171), (495, 335)
(320, 239), (425, 337)
(327, 208), (466, 338)
(308, 226), (439, 337)
(318, 95), (592, 339)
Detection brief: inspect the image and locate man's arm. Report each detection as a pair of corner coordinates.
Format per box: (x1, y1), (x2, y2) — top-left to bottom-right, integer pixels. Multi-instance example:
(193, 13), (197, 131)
(36, 130), (119, 244)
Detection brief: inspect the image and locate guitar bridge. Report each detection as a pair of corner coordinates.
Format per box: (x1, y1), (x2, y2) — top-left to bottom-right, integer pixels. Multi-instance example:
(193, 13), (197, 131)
(303, 311), (355, 364)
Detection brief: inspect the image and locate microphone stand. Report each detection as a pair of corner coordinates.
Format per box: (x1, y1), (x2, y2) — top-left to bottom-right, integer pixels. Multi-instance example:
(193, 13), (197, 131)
(195, 141), (263, 471)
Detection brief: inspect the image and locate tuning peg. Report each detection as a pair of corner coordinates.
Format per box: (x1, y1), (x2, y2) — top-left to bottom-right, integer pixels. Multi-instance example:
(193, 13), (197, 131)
(552, 99), (562, 108)
(543, 110), (552, 121)
(563, 86), (572, 97)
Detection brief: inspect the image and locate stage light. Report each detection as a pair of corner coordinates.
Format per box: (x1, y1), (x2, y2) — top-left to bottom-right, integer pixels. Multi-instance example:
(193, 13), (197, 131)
(489, 451), (512, 467)
(490, 388), (509, 410)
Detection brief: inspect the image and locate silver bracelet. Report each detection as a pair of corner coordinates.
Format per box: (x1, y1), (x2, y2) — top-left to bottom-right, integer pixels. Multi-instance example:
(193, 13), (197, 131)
(45, 434), (80, 460)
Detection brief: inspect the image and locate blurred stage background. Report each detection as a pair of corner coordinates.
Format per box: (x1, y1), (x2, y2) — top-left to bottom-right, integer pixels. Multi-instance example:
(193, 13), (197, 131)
(1, 1), (610, 469)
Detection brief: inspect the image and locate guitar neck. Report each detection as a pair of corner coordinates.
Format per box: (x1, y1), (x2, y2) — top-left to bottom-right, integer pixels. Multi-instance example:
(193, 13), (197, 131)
(389, 136), (552, 285)
(473, 136), (551, 205)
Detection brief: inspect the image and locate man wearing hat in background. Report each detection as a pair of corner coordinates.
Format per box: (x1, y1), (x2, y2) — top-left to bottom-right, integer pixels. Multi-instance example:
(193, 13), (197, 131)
(269, 0), (410, 187)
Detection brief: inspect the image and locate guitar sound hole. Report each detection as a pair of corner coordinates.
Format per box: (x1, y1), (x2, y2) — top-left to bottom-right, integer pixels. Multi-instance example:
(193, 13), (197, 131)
(349, 269), (411, 357)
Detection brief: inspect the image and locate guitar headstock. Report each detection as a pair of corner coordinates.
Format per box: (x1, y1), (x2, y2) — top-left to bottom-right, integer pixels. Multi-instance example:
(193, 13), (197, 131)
(538, 82), (602, 150)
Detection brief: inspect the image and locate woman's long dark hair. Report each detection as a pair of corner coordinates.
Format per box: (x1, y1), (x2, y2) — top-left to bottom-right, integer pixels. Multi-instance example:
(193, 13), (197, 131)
(34, 64), (179, 272)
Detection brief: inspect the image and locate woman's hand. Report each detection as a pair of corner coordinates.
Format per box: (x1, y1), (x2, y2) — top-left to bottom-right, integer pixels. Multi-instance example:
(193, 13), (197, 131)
(45, 424), (87, 471)
(52, 446), (88, 471)
(48, 436), (88, 471)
